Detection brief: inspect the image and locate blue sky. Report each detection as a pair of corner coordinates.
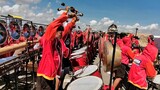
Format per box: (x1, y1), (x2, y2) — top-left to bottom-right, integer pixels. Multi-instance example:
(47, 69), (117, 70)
(38, 0), (160, 25)
(0, 0), (160, 35)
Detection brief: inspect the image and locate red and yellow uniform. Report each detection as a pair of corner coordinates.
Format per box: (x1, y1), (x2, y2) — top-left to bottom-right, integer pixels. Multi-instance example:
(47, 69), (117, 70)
(121, 36), (135, 65)
(37, 12), (69, 80)
(128, 43), (158, 89)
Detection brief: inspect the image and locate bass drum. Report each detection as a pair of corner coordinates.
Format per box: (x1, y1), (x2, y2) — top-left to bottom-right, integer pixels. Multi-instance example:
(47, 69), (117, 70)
(0, 22), (7, 45)
(102, 40), (121, 72)
(9, 21), (21, 40)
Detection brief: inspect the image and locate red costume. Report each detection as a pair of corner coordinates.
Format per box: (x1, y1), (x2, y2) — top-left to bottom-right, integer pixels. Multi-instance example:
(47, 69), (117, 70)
(62, 19), (75, 41)
(128, 43), (158, 89)
(37, 12), (69, 80)
(121, 36), (135, 65)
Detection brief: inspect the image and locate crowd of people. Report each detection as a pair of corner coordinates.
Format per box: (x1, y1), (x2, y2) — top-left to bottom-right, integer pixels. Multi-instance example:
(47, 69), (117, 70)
(101, 24), (158, 90)
(0, 6), (159, 90)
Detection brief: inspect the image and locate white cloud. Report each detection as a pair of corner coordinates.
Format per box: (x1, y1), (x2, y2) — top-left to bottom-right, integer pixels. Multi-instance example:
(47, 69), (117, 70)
(86, 17), (115, 31)
(14, 0), (41, 4)
(90, 20), (97, 26)
(57, 10), (65, 15)
(148, 23), (159, 30)
(0, 1), (159, 36)
(81, 18), (160, 35)
(102, 17), (114, 25)
(0, 4), (54, 24)
(118, 23), (159, 35)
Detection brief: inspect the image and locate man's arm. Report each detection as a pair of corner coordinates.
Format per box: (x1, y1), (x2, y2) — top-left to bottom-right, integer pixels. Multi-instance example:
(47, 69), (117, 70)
(145, 60), (157, 78)
(44, 12), (68, 41)
(127, 48), (135, 60)
(62, 16), (78, 40)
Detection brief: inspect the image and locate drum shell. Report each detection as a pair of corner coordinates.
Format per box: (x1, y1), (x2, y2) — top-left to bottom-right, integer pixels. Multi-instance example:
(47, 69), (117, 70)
(70, 53), (87, 68)
(90, 68), (101, 78)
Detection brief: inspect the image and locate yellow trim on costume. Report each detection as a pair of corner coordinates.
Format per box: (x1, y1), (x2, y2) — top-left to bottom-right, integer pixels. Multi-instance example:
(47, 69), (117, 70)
(37, 73), (55, 80)
(128, 80), (147, 90)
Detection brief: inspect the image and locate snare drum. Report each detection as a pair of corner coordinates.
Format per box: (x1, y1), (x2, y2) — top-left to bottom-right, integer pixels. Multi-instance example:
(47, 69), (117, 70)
(70, 53), (87, 67)
(71, 49), (86, 56)
(67, 76), (103, 90)
(73, 46), (87, 53)
(153, 74), (160, 85)
(74, 65), (101, 78)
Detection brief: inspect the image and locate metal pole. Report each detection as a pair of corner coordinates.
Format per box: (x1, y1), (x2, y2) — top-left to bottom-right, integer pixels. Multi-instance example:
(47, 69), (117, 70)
(98, 35), (102, 73)
(135, 28), (138, 36)
(109, 32), (117, 90)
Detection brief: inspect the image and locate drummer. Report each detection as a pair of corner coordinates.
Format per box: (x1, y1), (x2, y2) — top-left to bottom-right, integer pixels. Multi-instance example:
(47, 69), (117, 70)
(106, 30), (135, 89)
(36, 7), (77, 90)
(128, 35), (158, 90)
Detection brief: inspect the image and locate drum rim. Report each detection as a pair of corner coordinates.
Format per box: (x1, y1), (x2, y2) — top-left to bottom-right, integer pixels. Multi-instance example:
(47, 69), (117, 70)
(9, 21), (21, 40)
(67, 76), (103, 90)
(62, 74), (73, 89)
(74, 65), (98, 78)
(0, 23), (8, 45)
(70, 55), (83, 60)
(152, 74), (160, 85)
(73, 46), (87, 52)
(71, 50), (86, 56)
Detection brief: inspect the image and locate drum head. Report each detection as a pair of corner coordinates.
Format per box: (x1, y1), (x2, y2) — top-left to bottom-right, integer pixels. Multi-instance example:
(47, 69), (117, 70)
(0, 23), (7, 45)
(70, 55), (83, 60)
(71, 50), (85, 56)
(74, 65), (98, 78)
(103, 40), (121, 71)
(153, 75), (160, 85)
(138, 34), (149, 48)
(67, 76), (103, 90)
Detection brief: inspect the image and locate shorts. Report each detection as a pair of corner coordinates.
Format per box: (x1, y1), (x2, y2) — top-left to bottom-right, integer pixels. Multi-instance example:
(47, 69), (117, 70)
(115, 64), (128, 79)
(36, 76), (56, 90)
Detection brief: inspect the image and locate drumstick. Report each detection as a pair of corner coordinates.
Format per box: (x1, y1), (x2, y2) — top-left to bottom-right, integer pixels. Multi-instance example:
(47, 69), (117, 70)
(74, 65), (88, 77)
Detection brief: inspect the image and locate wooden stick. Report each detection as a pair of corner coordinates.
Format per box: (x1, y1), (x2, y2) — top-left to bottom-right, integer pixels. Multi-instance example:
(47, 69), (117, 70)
(0, 40), (38, 55)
